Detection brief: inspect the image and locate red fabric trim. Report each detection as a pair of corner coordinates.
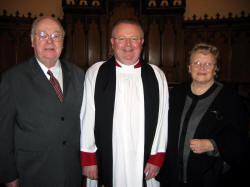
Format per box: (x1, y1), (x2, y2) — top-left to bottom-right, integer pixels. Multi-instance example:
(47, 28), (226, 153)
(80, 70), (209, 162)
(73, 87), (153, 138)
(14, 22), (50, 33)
(134, 60), (141, 68)
(115, 61), (122, 67)
(147, 152), (165, 167)
(115, 61), (141, 68)
(80, 151), (97, 166)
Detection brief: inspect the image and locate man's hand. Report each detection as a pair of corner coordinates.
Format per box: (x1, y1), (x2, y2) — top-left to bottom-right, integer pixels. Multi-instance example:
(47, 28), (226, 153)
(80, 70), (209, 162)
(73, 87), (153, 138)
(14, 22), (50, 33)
(82, 165), (98, 180)
(144, 163), (160, 180)
(6, 179), (18, 187)
(190, 139), (214, 154)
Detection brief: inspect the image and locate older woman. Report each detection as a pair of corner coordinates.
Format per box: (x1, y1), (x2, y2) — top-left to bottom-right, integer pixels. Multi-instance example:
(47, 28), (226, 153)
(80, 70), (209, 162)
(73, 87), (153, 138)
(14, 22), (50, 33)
(157, 43), (249, 187)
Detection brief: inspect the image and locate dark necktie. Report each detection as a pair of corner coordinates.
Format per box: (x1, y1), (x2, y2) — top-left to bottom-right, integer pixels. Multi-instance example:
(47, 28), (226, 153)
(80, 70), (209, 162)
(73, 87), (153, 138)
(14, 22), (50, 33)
(47, 70), (63, 102)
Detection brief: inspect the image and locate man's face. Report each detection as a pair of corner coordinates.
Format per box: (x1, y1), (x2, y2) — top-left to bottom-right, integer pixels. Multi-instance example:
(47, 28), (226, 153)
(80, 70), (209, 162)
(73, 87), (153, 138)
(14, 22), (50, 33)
(31, 18), (64, 68)
(110, 23), (144, 65)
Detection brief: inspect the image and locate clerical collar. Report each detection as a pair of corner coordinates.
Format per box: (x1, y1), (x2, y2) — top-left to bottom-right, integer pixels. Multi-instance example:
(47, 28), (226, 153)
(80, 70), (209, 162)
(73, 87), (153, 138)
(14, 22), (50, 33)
(116, 60), (141, 69)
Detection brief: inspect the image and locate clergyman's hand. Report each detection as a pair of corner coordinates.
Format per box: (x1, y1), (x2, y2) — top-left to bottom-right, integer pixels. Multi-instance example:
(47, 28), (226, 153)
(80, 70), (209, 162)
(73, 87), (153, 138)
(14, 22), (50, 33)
(144, 163), (160, 180)
(82, 165), (98, 180)
(6, 179), (18, 187)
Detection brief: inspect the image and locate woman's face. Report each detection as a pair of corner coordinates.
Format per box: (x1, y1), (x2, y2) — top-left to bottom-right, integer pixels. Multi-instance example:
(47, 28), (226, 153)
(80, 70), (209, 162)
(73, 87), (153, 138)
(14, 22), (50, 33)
(189, 51), (217, 85)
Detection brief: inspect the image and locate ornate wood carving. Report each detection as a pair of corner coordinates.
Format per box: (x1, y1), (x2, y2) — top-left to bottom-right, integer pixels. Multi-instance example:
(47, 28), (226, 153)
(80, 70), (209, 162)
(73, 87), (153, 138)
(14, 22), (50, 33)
(0, 1), (250, 85)
(184, 12), (250, 82)
(0, 10), (34, 73)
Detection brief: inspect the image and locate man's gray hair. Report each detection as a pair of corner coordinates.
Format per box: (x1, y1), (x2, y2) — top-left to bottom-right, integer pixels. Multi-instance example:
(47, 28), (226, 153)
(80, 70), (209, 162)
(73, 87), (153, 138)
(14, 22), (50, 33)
(31, 16), (65, 37)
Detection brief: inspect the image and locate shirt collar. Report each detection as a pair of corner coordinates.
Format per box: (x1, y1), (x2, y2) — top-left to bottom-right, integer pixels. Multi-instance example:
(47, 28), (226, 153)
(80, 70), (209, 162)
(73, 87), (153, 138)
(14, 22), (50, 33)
(36, 58), (61, 79)
(115, 60), (141, 69)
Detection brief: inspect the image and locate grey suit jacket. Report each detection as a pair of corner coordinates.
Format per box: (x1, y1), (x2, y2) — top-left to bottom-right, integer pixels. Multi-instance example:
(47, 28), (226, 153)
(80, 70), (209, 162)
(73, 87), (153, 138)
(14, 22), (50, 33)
(0, 57), (85, 187)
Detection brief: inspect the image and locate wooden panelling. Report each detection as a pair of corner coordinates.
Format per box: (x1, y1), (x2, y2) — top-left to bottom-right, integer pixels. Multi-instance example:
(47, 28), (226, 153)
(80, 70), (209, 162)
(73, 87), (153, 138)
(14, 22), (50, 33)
(72, 18), (87, 68)
(0, 12), (34, 73)
(0, 0), (249, 85)
(148, 20), (161, 66)
(184, 13), (250, 83)
(231, 30), (250, 82)
(0, 30), (16, 72)
(87, 19), (101, 66)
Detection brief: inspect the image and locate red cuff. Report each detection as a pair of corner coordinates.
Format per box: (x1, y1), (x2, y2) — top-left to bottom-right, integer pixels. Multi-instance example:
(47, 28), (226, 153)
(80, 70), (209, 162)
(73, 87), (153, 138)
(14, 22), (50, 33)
(147, 152), (165, 167)
(80, 151), (97, 166)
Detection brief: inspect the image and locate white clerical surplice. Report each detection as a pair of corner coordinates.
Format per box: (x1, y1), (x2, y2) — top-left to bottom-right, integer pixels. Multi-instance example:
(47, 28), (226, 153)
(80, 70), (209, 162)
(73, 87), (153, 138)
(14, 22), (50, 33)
(81, 61), (168, 187)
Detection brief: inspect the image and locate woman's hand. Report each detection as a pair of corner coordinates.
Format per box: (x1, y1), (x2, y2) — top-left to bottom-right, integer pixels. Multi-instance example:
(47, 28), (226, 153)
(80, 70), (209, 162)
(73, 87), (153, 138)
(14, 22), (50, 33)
(190, 139), (214, 154)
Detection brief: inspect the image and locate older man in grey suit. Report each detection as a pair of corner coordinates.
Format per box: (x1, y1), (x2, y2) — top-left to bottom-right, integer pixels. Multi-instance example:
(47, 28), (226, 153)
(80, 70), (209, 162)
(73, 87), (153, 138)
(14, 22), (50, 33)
(0, 16), (84, 187)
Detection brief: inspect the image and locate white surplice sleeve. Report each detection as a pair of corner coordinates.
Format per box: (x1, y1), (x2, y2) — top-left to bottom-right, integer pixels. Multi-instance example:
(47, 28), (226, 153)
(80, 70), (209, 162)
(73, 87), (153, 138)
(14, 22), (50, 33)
(149, 64), (169, 154)
(80, 61), (105, 153)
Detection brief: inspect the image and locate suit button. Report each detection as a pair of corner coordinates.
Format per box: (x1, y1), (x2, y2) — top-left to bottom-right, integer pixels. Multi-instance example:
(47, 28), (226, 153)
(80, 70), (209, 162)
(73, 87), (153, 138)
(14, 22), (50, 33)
(61, 117), (64, 121)
(62, 141), (67, 145)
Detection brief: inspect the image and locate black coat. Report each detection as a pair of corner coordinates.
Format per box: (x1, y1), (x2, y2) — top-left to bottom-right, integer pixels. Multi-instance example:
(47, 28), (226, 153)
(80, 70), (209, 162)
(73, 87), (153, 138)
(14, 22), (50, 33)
(0, 57), (85, 187)
(157, 82), (249, 187)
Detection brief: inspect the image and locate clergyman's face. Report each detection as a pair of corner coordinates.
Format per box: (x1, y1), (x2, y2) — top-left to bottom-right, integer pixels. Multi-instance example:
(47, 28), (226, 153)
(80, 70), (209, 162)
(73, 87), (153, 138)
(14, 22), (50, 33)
(31, 17), (64, 68)
(110, 23), (144, 65)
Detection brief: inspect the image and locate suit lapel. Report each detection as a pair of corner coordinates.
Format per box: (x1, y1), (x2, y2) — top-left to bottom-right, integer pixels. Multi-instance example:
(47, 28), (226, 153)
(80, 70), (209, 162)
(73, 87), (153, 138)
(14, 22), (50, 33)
(61, 61), (71, 99)
(28, 57), (70, 102)
(28, 57), (52, 92)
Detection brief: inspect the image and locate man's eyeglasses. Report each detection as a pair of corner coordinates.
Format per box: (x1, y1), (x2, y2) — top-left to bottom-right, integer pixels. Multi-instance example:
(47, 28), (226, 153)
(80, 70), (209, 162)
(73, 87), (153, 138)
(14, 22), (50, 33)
(113, 37), (142, 43)
(34, 32), (63, 42)
(191, 61), (215, 68)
